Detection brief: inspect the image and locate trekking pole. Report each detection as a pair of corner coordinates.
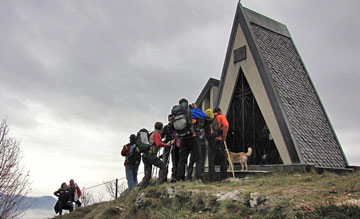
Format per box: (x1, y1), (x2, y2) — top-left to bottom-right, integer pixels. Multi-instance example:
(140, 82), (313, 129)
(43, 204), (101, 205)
(152, 161), (157, 180)
(154, 149), (160, 180)
(223, 140), (235, 178)
(166, 145), (174, 169)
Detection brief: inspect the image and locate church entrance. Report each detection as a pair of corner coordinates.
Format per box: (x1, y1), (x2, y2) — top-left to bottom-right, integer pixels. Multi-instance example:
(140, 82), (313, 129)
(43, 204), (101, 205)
(226, 68), (282, 164)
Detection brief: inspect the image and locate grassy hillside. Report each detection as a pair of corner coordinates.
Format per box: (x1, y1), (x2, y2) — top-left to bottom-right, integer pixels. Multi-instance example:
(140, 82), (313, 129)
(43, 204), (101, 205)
(54, 169), (360, 218)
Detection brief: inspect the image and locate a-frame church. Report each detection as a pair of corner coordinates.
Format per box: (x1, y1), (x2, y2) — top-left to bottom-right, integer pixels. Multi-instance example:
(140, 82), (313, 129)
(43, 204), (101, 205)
(196, 3), (348, 169)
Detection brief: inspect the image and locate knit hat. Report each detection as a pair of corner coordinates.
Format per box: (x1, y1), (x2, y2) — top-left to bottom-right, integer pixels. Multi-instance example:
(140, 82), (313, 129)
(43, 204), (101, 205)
(179, 98), (188, 105)
(205, 108), (214, 119)
(129, 134), (136, 141)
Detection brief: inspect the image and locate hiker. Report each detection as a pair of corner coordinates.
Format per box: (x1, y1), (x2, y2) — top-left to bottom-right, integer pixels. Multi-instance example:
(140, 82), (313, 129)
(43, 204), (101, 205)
(138, 122), (173, 188)
(186, 103), (207, 181)
(69, 179), (82, 207)
(161, 115), (175, 169)
(161, 114), (179, 182)
(174, 99), (204, 182)
(187, 128), (206, 181)
(54, 182), (73, 215)
(121, 134), (139, 191)
(207, 107), (229, 182)
(170, 132), (181, 183)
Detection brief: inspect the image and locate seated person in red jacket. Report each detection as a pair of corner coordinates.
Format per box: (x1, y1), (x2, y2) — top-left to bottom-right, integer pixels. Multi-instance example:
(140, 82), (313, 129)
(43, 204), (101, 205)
(69, 179), (82, 207)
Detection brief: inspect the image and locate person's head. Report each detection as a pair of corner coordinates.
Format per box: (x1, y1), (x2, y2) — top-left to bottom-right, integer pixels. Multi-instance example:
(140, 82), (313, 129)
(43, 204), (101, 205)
(129, 134), (136, 144)
(179, 98), (188, 105)
(61, 182), (67, 189)
(168, 114), (174, 124)
(190, 103), (197, 109)
(69, 179), (74, 186)
(213, 107), (222, 114)
(154, 121), (163, 131)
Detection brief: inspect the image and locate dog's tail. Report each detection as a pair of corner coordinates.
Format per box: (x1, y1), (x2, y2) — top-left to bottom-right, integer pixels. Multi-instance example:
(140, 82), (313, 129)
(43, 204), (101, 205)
(246, 147), (253, 157)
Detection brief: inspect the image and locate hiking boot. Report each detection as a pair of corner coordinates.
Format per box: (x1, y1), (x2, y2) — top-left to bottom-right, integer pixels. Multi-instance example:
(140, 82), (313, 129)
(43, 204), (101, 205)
(195, 179), (204, 184)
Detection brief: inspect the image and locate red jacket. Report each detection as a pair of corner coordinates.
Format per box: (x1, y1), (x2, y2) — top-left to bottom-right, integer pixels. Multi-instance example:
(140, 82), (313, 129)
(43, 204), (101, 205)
(121, 144), (131, 166)
(153, 132), (167, 147)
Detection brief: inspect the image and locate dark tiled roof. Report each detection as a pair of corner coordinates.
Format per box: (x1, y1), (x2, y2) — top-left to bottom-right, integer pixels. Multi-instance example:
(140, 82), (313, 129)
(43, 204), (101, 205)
(250, 23), (347, 168)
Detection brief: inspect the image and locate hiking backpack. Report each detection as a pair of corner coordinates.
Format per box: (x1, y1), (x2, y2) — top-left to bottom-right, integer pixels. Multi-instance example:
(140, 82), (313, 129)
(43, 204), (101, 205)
(127, 129), (151, 165)
(127, 143), (141, 165)
(171, 102), (194, 137)
(136, 128), (151, 153)
(205, 115), (223, 139)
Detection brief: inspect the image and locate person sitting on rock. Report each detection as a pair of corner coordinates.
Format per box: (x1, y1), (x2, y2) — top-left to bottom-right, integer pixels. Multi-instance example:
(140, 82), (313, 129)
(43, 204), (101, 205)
(54, 182), (73, 215)
(69, 179), (82, 207)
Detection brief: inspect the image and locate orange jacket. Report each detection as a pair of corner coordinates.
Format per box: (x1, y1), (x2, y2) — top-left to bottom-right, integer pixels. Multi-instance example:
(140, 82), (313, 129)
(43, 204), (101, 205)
(214, 113), (229, 141)
(192, 119), (196, 137)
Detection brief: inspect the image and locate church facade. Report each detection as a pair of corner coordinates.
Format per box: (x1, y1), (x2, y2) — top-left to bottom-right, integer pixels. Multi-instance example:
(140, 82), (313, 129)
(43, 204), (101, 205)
(196, 3), (348, 169)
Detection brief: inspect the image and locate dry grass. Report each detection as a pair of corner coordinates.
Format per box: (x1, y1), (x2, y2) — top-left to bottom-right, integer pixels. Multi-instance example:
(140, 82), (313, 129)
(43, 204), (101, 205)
(54, 169), (360, 219)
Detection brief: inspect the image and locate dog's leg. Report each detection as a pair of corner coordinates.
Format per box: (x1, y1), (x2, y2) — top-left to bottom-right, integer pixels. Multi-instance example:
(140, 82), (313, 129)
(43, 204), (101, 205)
(245, 162), (248, 171)
(241, 163), (244, 171)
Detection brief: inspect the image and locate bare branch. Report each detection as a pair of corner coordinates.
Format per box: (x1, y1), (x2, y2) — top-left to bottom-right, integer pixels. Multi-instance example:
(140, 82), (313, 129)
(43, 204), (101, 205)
(80, 187), (95, 207)
(104, 181), (117, 199)
(0, 119), (31, 219)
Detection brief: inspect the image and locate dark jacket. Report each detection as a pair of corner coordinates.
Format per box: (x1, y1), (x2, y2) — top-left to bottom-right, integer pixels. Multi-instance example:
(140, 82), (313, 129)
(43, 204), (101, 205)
(162, 123), (175, 143)
(54, 188), (71, 203)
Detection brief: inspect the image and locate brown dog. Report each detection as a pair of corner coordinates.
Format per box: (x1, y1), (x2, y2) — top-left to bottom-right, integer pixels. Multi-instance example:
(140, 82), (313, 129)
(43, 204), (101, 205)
(229, 147), (253, 171)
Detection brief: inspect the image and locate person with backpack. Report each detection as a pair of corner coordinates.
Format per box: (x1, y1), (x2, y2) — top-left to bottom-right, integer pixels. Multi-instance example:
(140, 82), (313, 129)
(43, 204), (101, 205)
(206, 107), (229, 182)
(186, 103), (207, 181)
(138, 122), (173, 189)
(121, 134), (139, 191)
(173, 98), (204, 182)
(187, 128), (207, 181)
(161, 114), (181, 183)
(161, 115), (175, 170)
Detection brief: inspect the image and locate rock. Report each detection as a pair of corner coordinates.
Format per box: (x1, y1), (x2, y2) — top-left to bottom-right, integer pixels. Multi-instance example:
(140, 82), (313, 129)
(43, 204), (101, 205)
(336, 199), (360, 207)
(249, 192), (267, 208)
(215, 192), (225, 198)
(203, 190), (210, 196)
(224, 178), (243, 183)
(115, 205), (127, 212)
(134, 192), (145, 210)
(166, 186), (176, 199)
(216, 189), (246, 204)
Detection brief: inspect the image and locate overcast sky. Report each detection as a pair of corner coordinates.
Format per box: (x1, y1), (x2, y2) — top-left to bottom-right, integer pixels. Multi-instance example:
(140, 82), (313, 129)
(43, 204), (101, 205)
(1, 0), (359, 197)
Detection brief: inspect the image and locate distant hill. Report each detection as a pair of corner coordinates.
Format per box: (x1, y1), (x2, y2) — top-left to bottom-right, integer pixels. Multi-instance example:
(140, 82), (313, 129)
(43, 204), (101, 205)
(0, 193), (56, 210)
(0, 194), (57, 219)
(25, 195), (57, 210)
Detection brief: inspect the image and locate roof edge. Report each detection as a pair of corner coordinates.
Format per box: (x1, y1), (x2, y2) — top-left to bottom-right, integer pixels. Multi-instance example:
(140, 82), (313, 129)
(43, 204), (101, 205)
(237, 3), (301, 164)
(195, 78), (220, 106)
(243, 7), (291, 38)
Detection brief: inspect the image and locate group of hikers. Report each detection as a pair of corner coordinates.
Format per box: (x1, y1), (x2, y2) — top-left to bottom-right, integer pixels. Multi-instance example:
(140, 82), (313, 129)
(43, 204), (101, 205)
(122, 98), (229, 191)
(52, 98), (229, 215)
(53, 179), (82, 215)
